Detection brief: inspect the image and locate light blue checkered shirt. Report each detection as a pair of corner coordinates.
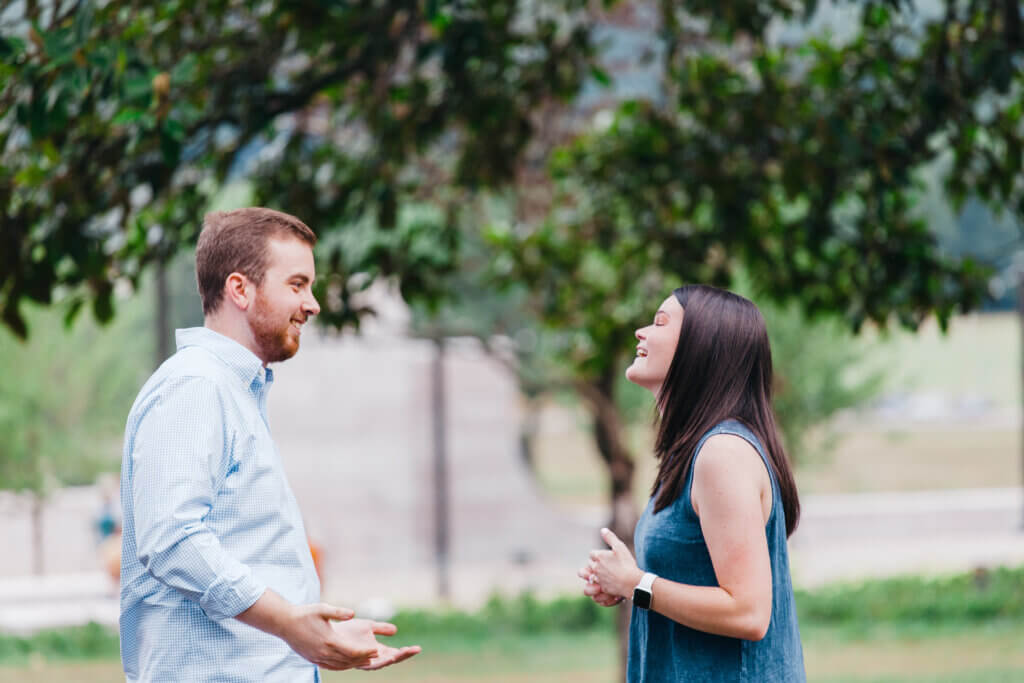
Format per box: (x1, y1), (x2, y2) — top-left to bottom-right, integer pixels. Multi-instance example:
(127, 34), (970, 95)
(119, 327), (321, 682)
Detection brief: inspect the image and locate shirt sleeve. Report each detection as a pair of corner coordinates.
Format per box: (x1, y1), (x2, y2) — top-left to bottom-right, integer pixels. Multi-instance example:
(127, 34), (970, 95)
(129, 375), (267, 621)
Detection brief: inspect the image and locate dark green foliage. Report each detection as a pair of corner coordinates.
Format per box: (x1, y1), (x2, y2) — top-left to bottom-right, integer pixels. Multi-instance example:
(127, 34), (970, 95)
(0, 0), (594, 337)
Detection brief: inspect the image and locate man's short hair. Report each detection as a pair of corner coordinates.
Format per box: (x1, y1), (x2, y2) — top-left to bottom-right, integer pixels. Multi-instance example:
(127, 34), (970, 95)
(196, 207), (317, 315)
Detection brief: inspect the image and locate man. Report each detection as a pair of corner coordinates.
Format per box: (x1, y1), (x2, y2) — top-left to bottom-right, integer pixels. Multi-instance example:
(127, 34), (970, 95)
(119, 208), (419, 682)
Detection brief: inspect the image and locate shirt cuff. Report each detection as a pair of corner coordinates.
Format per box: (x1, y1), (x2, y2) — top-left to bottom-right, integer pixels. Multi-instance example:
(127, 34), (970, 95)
(198, 570), (267, 622)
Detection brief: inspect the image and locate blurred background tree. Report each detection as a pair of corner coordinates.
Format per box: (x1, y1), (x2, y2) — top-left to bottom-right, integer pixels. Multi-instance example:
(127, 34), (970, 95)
(0, 298), (150, 574)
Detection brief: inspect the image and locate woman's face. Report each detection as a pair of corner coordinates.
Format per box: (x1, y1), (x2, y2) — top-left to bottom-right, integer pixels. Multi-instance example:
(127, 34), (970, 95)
(625, 294), (684, 394)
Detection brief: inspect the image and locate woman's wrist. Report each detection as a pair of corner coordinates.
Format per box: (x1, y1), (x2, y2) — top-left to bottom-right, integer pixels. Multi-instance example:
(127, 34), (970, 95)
(623, 568), (645, 599)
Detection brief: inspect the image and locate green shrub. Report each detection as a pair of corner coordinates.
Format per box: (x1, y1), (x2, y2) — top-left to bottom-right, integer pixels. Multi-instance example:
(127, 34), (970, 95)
(796, 566), (1024, 624)
(390, 591), (614, 641)
(0, 622), (120, 662)
(3, 566), (1023, 664)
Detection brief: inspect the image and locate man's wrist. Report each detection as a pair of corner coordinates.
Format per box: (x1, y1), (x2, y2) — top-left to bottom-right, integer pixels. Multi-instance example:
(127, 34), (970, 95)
(236, 589), (292, 639)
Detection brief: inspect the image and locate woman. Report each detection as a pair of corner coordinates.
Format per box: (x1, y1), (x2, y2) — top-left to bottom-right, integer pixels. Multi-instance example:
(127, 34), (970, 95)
(579, 284), (805, 682)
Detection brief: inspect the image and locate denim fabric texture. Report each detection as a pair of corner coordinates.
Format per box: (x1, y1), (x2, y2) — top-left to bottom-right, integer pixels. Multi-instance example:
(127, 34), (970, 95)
(627, 419), (806, 682)
(119, 328), (321, 682)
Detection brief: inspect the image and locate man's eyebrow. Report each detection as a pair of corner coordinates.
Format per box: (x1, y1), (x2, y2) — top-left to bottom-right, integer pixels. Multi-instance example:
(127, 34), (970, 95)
(288, 274), (311, 284)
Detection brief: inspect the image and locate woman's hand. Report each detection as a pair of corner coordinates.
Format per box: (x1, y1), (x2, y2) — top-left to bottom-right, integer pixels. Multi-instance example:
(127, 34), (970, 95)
(577, 564), (624, 607)
(588, 528), (644, 600)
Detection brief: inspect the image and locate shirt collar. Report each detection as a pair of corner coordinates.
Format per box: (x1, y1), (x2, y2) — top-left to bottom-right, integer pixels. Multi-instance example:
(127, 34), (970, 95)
(175, 327), (268, 388)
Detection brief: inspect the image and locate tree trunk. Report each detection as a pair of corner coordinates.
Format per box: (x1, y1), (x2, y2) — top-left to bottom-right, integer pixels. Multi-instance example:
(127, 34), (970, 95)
(431, 337), (450, 600)
(579, 371), (637, 683)
(30, 492), (44, 575)
(1018, 268), (1024, 528)
(518, 396), (541, 469)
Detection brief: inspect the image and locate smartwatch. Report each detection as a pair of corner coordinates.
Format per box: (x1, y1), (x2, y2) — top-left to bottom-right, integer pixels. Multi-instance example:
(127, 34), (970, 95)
(632, 572), (657, 610)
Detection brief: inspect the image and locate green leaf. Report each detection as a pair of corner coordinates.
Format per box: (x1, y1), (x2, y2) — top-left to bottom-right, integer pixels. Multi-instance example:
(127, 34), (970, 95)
(589, 65), (611, 87)
(0, 36), (27, 60)
(92, 290), (114, 324)
(160, 128), (182, 164)
(122, 74), (152, 100)
(112, 108), (146, 125)
(170, 53), (198, 83)
(62, 297), (84, 329)
(163, 118), (185, 141)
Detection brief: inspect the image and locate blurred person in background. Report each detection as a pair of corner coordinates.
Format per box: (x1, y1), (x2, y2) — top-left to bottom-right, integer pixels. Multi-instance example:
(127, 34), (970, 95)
(119, 208), (419, 682)
(95, 473), (123, 589)
(579, 284), (805, 682)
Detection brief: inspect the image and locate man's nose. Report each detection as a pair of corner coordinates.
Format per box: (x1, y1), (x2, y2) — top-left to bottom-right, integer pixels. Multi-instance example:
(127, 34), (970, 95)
(304, 292), (321, 316)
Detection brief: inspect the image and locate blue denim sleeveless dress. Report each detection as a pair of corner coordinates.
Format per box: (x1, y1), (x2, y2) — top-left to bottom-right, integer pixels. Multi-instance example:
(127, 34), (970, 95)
(627, 419), (806, 682)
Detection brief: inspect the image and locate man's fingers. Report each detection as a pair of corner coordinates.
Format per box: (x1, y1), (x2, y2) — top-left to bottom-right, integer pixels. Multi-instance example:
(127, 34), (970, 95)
(338, 641), (378, 659)
(589, 549), (611, 562)
(389, 645), (421, 664)
(601, 527), (628, 553)
(322, 652), (374, 671)
(370, 620), (398, 636)
(358, 645), (421, 670)
(320, 603), (355, 621)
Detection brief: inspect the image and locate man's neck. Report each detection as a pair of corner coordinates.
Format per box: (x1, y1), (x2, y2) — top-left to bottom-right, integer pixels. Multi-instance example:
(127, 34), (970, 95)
(204, 315), (267, 367)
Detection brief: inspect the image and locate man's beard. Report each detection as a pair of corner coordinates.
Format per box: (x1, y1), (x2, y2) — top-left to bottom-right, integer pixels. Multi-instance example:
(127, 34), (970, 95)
(250, 292), (299, 364)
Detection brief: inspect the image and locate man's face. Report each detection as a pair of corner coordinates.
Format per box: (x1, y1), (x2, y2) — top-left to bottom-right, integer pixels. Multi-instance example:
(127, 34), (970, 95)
(247, 237), (320, 364)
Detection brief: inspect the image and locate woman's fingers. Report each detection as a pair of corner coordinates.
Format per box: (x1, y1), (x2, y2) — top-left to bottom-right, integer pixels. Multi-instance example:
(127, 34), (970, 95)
(601, 527), (629, 554)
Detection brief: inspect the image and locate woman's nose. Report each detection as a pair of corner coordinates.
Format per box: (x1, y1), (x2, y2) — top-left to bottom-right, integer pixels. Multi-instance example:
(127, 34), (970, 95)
(635, 328), (646, 341)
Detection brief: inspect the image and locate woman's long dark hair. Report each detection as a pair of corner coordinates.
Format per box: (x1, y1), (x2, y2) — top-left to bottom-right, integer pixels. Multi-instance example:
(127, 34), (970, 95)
(652, 285), (801, 537)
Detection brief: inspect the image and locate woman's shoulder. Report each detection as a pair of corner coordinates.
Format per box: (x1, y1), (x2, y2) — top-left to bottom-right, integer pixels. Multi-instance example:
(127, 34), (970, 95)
(693, 432), (769, 490)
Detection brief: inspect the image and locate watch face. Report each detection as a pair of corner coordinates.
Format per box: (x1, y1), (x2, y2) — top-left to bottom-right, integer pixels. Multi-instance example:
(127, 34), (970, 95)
(633, 588), (651, 609)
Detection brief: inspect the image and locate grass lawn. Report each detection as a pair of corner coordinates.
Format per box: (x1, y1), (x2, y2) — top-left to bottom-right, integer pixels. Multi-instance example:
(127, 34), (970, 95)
(2, 620), (1022, 682)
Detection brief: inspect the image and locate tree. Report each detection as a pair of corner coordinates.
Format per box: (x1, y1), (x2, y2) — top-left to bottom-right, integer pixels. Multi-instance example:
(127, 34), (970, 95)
(0, 0), (596, 338)
(482, 0), (1016, 675)
(0, 298), (150, 573)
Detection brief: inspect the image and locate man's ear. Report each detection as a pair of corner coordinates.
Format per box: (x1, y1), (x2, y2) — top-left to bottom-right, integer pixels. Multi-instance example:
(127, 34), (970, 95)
(223, 272), (252, 311)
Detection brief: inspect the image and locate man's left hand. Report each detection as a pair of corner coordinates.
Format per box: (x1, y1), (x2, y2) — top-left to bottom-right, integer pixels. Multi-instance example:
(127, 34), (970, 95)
(358, 643), (422, 670)
(333, 619), (421, 671)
